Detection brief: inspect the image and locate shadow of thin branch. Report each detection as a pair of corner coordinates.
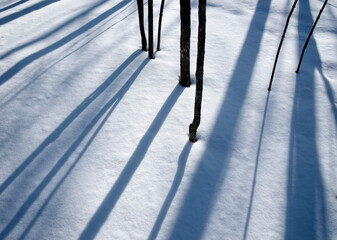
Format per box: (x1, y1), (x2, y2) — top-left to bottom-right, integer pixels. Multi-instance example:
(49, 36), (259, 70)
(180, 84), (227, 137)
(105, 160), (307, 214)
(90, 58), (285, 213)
(242, 92), (270, 240)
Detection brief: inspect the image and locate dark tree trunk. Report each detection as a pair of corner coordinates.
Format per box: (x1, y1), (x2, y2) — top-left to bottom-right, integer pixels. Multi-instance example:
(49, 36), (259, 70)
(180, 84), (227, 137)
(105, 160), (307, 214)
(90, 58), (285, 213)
(148, 0), (154, 59)
(296, 0), (328, 73)
(268, 0), (298, 91)
(157, 0), (166, 51)
(189, 0), (207, 142)
(136, 0), (147, 51)
(179, 0), (191, 87)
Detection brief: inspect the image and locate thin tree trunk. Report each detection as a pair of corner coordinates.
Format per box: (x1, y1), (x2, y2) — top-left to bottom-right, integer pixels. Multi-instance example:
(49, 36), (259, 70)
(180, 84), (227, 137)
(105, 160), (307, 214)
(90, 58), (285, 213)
(157, 0), (166, 51)
(189, 0), (207, 142)
(136, 0), (147, 51)
(268, 0), (298, 91)
(296, 0), (328, 73)
(179, 0), (191, 87)
(148, 0), (154, 59)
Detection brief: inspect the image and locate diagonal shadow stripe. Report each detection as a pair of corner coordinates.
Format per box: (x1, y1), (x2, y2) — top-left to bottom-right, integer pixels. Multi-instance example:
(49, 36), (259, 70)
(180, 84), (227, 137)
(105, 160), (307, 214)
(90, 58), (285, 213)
(0, 0), (132, 85)
(147, 142), (193, 240)
(0, 54), (148, 240)
(78, 84), (185, 240)
(15, 57), (150, 240)
(0, 0), (113, 59)
(0, 50), (142, 195)
(0, 0), (59, 25)
(0, 0), (30, 13)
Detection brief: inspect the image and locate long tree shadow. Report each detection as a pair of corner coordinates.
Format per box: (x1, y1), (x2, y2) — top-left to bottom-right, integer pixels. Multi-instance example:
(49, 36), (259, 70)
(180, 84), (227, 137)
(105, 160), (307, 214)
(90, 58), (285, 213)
(17, 57), (150, 240)
(0, 5), (137, 110)
(285, 1), (329, 239)
(0, 0), (30, 13)
(78, 84), (185, 240)
(147, 142), (193, 240)
(0, 0), (113, 59)
(0, 0), (133, 85)
(0, 50), (141, 195)
(0, 52), (148, 239)
(167, 1), (271, 239)
(0, 0), (59, 25)
(0, 5), (136, 110)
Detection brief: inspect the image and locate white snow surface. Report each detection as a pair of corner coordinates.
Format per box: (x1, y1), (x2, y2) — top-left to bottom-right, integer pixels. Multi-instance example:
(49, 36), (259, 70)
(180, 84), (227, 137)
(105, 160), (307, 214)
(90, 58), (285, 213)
(1, 0), (337, 239)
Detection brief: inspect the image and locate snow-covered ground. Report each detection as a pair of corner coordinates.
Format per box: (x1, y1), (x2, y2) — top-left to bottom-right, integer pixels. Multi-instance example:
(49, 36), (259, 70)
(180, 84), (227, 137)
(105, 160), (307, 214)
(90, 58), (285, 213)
(1, 0), (337, 239)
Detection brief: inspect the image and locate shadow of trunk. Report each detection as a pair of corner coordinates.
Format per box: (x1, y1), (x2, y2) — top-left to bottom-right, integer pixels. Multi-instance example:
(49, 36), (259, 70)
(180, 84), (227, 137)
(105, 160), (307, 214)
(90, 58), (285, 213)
(285, 1), (328, 239)
(78, 84), (185, 240)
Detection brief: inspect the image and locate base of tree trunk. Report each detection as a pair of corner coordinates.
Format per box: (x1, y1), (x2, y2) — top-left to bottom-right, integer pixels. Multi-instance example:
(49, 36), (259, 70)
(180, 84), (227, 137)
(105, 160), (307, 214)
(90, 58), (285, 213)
(189, 136), (198, 142)
(188, 0), (206, 143)
(179, 77), (191, 87)
(189, 123), (198, 142)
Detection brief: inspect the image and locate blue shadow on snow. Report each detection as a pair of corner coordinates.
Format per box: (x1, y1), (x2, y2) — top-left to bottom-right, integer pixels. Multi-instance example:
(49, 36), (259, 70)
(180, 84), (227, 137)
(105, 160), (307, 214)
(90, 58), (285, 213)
(16, 56), (150, 240)
(147, 142), (193, 240)
(0, 0), (59, 25)
(167, 0), (272, 239)
(0, 0), (30, 13)
(285, 1), (329, 240)
(78, 84), (186, 240)
(242, 92), (270, 240)
(0, 0), (133, 85)
(0, 0), (114, 59)
(0, 50), (144, 239)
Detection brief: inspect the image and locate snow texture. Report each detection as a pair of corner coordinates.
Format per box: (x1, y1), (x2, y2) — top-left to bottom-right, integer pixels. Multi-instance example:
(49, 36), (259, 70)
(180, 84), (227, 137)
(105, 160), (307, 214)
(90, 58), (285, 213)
(1, 0), (337, 239)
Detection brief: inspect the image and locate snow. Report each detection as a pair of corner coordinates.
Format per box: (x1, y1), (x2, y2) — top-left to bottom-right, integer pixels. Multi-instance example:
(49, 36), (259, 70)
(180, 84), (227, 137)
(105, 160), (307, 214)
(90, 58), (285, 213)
(1, 0), (337, 239)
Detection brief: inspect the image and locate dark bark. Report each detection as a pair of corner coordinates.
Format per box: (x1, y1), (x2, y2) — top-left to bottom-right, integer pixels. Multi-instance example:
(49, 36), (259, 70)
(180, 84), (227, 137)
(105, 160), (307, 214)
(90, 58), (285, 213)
(296, 0), (328, 73)
(157, 0), (166, 51)
(268, 0), (298, 91)
(148, 0), (154, 59)
(179, 0), (191, 87)
(136, 0), (147, 51)
(189, 0), (207, 142)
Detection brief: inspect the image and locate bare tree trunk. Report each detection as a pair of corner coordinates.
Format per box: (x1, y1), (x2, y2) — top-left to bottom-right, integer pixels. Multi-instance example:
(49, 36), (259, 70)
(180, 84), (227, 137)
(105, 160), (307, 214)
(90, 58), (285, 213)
(268, 0), (298, 91)
(179, 0), (191, 87)
(296, 0), (328, 73)
(189, 0), (207, 142)
(157, 0), (166, 51)
(136, 0), (147, 51)
(148, 0), (154, 59)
